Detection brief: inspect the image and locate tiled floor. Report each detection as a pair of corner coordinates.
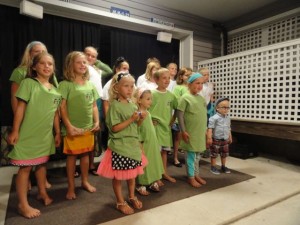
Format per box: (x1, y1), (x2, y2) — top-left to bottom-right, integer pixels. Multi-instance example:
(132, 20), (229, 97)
(1, 154), (300, 225)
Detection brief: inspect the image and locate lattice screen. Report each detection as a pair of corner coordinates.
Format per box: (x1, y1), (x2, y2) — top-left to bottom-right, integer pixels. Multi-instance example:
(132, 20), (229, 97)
(228, 15), (300, 54)
(268, 16), (300, 44)
(227, 29), (262, 54)
(198, 39), (300, 125)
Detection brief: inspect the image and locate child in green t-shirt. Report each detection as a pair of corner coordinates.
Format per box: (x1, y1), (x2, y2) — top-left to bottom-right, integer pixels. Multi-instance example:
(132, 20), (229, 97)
(149, 68), (178, 183)
(177, 73), (207, 188)
(97, 72), (147, 215)
(59, 51), (100, 200)
(8, 52), (61, 218)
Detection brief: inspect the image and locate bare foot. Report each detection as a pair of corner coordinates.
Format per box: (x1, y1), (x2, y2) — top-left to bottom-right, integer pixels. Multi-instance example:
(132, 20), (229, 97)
(18, 204), (41, 219)
(82, 182), (96, 193)
(188, 177), (201, 188)
(195, 176), (207, 185)
(66, 191), (76, 200)
(163, 174), (176, 183)
(37, 194), (53, 206)
(157, 180), (164, 187)
(45, 180), (52, 189)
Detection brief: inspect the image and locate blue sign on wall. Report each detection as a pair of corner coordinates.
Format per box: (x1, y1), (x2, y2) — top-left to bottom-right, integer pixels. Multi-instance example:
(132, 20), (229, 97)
(110, 7), (130, 17)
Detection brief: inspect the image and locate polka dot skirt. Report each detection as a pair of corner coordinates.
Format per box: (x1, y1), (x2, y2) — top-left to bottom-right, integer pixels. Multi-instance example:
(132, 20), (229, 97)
(112, 151), (142, 170)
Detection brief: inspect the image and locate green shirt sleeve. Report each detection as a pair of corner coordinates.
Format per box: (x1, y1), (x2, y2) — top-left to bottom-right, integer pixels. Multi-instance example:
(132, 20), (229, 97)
(95, 60), (113, 78)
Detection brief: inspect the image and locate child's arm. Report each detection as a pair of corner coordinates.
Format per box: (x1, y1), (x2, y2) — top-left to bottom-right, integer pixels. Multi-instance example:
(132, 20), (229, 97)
(206, 128), (213, 147)
(53, 110), (61, 147)
(111, 111), (139, 133)
(177, 110), (189, 143)
(228, 130), (232, 144)
(169, 109), (177, 126)
(90, 101), (100, 132)
(7, 100), (27, 145)
(60, 99), (84, 136)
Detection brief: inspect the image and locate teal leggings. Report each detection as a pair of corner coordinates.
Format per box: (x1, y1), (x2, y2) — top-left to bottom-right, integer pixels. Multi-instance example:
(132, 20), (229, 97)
(184, 151), (201, 177)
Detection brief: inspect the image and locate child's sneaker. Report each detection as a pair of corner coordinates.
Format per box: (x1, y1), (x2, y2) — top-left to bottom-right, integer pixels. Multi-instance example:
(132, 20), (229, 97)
(221, 166), (231, 174)
(210, 166), (220, 175)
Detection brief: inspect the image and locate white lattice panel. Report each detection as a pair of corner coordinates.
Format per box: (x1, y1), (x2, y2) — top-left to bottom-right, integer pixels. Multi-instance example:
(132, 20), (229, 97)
(268, 15), (300, 44)
(228, 29), (262, 54)
(228, 15), (300, 54)
(198, 39), (300, 125)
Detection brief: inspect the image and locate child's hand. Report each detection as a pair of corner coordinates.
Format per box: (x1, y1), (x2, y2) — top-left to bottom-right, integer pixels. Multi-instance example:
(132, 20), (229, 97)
(90, 122), (100, 133)
(67, 126), (85, 136)
(206, 138), (212, 148)
(182, 131), (189, 143)
(55, 133), (61, 147)
(7, 131), (19, 145)
(139, 111), (147, 120)
(131, 111), (140, 122)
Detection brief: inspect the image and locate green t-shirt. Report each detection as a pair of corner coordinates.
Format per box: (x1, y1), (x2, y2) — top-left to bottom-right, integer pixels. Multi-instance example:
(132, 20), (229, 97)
(177, 93), (207, 152)
(149, 90), (178, 147)
(106, 100), (141, 161)
(137, 111), (164, 184)
(10, 67), (59, 87)
(173, 85), (188, 99)
(8, 78), (61, 160)
(58, 80), (99, 136)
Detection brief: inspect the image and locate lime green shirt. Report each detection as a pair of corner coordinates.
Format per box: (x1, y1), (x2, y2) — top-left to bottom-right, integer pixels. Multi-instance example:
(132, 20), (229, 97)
(58, 80), (99, 136)
(9, 78), (61, 160)
(106, 100), (141, 161)
(173, 85), (188, 99)
(137, 112), (164, 184)
(177, 93), (207, 152)
(149, 90), (178, 147)
(10, 67), (59, 87)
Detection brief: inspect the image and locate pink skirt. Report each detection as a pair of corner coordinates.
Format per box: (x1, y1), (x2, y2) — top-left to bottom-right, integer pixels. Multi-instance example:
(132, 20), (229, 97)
(97, 149), (148, 180)
(10, 156), (50, 166)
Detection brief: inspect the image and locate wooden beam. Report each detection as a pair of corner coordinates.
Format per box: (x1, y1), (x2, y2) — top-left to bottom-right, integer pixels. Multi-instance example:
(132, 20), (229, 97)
(231, 120), (300, 141)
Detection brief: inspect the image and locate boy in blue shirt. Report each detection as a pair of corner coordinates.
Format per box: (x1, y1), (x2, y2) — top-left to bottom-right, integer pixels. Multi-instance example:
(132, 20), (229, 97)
(206, 97), (232, 175)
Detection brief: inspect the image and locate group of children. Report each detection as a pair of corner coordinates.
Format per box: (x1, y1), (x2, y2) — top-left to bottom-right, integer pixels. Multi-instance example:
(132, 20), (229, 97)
(7, 41), (232, 218)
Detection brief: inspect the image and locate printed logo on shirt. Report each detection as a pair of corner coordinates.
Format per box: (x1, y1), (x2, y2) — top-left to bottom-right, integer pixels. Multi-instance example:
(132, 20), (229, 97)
(85, 92), (93, 101)
(53, 97), (61, 107)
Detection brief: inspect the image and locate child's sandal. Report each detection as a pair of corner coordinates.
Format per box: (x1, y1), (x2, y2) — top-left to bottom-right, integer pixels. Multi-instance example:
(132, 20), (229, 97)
(136, 186), (150, 196)
(128, 196), (143, 210)
(116, 201), (134, 215)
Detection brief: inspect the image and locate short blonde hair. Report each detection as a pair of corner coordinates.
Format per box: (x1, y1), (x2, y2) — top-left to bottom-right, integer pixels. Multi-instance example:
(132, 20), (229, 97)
(153, 67), (169, 80)
(63, 51), (89, 81)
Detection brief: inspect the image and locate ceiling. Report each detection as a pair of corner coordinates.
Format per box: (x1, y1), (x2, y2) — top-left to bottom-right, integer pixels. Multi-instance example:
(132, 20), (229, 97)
(146, 0), (281, 22)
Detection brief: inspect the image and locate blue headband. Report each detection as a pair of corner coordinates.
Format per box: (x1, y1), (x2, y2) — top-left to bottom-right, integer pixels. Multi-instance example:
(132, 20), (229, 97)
(187, 73), (202, 83)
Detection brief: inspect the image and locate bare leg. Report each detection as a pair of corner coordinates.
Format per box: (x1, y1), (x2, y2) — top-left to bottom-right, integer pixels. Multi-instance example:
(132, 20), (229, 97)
(81, 153), (96, 193)
(161, 150), (176, 183)
(127, 178), (142, 209)
(89, 151), (95, 170)
(211, 157), (217, 167)
(173, 131), (181, 165)
(66, 155), (77, 200)
(35, 164), (53, 206)
(113, 179), (134, 214)
(16, 166), (41, 219)
(221, 157), (226, 166)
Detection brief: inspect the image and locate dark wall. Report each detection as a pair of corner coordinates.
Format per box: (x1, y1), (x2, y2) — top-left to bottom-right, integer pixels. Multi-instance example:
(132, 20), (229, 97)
(0, 5), (179, 126)
(225, 0), (300, 31)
